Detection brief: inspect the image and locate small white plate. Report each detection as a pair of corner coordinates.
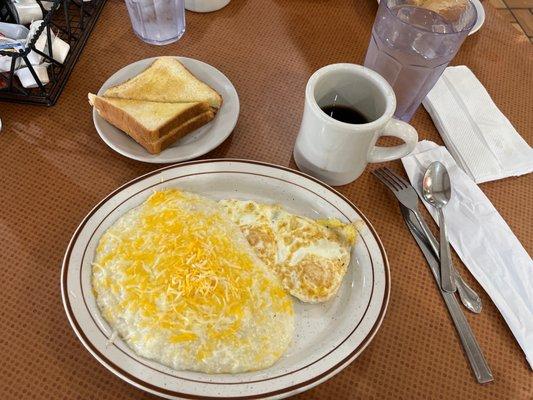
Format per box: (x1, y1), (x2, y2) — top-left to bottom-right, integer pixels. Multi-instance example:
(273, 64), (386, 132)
(93, 57), (239, 164)
(61, 160), (390, 399)
(469, 0), (485, 35)
(375, 0), (484, 35)
(185, 0), (231, 12)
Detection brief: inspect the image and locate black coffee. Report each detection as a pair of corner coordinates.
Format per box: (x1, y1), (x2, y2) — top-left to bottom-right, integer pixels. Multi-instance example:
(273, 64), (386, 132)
(321, 104), (369, 124)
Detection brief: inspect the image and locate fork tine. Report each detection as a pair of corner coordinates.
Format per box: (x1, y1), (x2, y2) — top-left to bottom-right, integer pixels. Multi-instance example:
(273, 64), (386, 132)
(381, 168), (410, 189)
(372, 168), (401, 191)
(371, 168), (387, 184)
(375, 168), (399, 192)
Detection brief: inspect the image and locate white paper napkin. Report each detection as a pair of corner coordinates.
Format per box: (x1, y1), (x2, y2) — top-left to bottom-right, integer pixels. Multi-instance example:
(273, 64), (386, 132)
(402, 140), (533, 369)
(423, 66), (533, 184)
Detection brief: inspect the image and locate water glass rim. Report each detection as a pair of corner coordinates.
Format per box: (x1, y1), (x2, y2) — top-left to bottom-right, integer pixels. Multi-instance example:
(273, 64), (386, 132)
(380, 0), (478, 35)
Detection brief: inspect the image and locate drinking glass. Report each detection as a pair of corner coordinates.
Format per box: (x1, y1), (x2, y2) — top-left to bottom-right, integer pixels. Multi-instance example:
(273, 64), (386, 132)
(125, 0), (186, 45)
(364, 0), (477, 121)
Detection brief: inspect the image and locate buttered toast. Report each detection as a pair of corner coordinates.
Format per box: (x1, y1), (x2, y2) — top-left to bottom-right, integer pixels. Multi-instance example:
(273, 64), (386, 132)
(408, 0), (468, 21)
(103, 57), (223, 109)
(142, 111), (215, 154)
(89, 94), (215, 154)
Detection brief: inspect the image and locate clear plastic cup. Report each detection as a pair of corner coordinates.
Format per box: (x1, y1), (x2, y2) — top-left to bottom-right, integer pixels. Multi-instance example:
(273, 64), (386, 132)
(125, 0), (186, 45)
(364, 0), (477, 121)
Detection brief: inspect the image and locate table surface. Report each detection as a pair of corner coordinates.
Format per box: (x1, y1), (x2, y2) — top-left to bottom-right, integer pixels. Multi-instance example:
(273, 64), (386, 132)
(1, 1), (532, 399)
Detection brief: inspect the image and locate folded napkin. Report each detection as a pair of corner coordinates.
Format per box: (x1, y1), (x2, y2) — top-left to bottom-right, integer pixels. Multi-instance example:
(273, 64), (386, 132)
(423, 66), (533, 183)
(402, 141), (533, 369)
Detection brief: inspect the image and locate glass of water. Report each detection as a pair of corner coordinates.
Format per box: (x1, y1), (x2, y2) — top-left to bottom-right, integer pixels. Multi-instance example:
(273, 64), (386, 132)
(364, 0), (477, 121)
(125, 0), (186, 45)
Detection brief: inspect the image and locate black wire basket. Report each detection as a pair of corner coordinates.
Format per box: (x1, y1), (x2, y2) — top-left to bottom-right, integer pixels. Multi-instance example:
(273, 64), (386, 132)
(0, 0), (106, 105)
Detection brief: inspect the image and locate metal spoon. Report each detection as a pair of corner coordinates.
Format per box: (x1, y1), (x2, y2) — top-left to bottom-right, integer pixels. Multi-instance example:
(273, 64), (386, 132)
(454, 267), (483, 313)
(422, 162), (455, 293)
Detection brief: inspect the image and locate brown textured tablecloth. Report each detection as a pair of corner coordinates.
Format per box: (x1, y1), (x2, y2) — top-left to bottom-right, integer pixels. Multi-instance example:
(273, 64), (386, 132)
(0, 0), (531, 399)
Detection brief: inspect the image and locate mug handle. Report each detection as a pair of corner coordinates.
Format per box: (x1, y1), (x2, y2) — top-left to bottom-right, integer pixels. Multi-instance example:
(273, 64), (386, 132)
(367, 119), (418, 163)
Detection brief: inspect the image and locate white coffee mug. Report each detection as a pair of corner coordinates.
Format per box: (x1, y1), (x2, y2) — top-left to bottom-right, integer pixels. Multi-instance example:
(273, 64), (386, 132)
(294, 63), (418, 186)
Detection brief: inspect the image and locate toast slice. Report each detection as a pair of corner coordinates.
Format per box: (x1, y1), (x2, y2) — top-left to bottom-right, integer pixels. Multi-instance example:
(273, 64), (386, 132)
(409, 0), (468, 21)
(89, 93), (210, 142)
(142, 110), (215, 154)
(103, 57), (223, 109)
(89, 94), (215, 154)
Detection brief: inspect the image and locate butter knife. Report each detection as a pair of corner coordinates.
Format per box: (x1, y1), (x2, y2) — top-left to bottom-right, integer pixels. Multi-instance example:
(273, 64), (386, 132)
(400, 205), (494, 384)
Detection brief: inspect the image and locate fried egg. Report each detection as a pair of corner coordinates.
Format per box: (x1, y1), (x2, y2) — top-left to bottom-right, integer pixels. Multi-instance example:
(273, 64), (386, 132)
(219, 200), (359, 303)
(92, 189), (294, 374)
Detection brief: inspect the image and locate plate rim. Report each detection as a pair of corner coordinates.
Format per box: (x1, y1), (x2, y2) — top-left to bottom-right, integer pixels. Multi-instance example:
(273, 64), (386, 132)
(61, 159), (390, 399)
(469, 0), (485, 35)
(93, 56), (240, 164)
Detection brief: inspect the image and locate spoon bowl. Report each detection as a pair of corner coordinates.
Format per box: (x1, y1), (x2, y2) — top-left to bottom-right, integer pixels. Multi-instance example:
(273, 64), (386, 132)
(423, 161), (455, 293)
(423, 162), (451, 208)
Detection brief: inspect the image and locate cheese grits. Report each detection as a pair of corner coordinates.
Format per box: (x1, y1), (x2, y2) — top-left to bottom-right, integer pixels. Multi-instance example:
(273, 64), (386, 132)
(92, 189), (294, 374)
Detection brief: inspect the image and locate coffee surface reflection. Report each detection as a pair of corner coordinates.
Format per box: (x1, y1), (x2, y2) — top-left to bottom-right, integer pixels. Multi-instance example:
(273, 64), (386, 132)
(321, 105), (369, 124)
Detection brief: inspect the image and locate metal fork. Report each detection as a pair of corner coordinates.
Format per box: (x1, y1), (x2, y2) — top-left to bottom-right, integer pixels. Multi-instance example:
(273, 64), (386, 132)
(372, 167), (482, 314)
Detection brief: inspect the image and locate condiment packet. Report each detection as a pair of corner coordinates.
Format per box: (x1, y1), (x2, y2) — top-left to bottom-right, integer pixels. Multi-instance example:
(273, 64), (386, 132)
(0, 37), (24, 72)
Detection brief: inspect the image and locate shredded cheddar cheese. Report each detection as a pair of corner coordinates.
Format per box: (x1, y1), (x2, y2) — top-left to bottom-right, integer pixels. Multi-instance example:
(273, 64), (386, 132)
(92, 189), (294, 373)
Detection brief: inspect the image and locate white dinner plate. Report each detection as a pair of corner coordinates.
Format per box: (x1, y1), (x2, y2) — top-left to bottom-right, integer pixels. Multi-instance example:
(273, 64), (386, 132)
(93, 57), (239, 163)
(375, 0), (484, 35)
(61, 160), (390, 399)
